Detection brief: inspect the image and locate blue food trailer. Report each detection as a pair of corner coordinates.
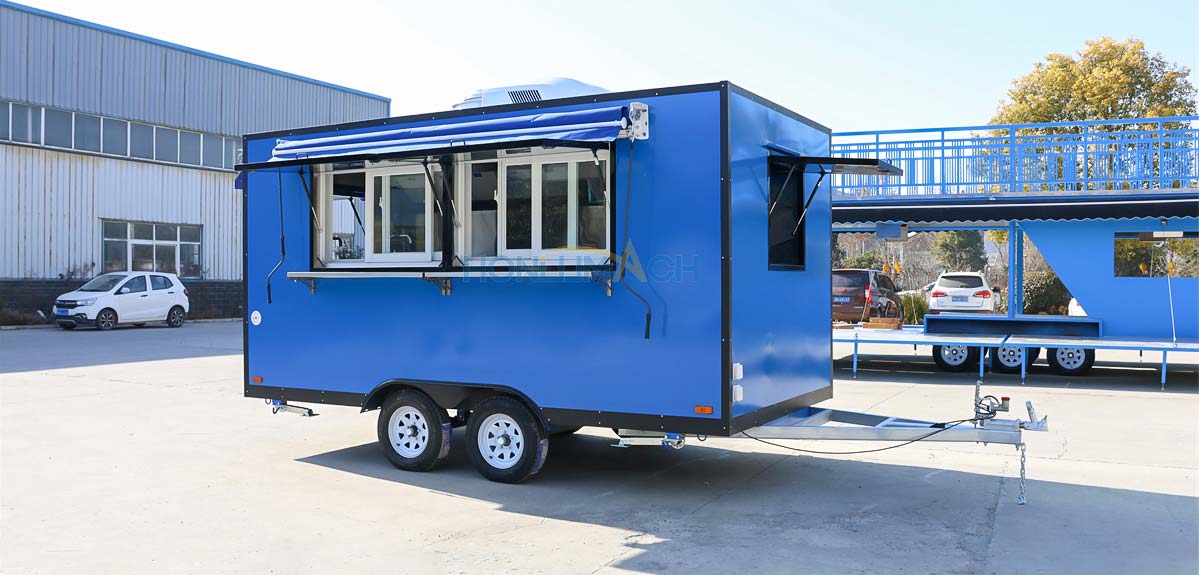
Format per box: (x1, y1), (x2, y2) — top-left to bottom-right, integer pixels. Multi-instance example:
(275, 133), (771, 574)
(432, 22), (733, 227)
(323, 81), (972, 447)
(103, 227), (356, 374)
(240, 82), (1045, 485)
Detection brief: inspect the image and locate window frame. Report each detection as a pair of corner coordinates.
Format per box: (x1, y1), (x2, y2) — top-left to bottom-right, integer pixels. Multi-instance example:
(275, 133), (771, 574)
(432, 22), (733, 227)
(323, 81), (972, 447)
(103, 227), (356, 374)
(463, 148), (611, 266)
(365, 166), (436, 264)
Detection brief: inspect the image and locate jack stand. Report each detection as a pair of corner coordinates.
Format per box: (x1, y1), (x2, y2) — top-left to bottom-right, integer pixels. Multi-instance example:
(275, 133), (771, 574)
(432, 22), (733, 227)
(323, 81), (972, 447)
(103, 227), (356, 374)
(268, 399), (318, 417)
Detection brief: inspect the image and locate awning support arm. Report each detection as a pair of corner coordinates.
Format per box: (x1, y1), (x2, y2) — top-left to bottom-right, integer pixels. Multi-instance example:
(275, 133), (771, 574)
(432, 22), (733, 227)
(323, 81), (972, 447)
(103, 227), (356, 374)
(792, 169), (826, 237)
(296, 166), (324, 267)
(265, 169), (287, 304)
(768, 162), (798, 215)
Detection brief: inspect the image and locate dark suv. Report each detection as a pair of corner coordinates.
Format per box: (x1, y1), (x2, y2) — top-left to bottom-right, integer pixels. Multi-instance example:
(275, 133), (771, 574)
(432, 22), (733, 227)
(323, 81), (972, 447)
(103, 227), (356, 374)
(832, 269), (903, 323)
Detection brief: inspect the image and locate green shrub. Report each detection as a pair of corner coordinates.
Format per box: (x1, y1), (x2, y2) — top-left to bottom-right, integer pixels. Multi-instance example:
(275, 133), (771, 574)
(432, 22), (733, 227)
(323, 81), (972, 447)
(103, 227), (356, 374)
(1023, 270), (1071, 314)
(901, 293), (928, 325)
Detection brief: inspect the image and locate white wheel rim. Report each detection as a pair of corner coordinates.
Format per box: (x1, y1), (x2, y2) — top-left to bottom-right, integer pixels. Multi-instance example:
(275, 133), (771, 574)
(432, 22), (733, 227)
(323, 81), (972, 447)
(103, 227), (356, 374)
(477, 413), (524, 470)
(98, 312), (115, 328)
(996, 346), (1024, 368)
(940, 345), (970, 366)
(388, 406), (430, 458)
(170, 309), (183, 323)
(1056, 348), (1086, 370)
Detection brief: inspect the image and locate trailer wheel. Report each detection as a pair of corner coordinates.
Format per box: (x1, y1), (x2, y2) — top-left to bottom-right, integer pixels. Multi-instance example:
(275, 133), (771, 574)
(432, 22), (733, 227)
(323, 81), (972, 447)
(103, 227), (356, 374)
(466, 396), (548, 484)
(376, 390), (451, 472)
(932, 345), (979, 372)
(1047, 347), (1094, 376)
(991, 346), (1041, 374)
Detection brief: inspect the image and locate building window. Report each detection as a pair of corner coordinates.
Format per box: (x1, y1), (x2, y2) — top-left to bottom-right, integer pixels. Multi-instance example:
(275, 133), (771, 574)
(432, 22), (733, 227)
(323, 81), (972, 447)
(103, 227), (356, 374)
(202, 134), (223, 168)
(0, 101), (235, 171)
(43, 109), (72, 148)
(130, 123), (154, 159)
(102, 119), (128, 156)
(102, 220), (202, 278)
(75, 114), (101, 152)
(11, 103), (40, 144)
(1114, 232), (1198, 278)
(155, 127), (178, 162)
(179, 131), (201, 165)
(767, 159), (806, 269)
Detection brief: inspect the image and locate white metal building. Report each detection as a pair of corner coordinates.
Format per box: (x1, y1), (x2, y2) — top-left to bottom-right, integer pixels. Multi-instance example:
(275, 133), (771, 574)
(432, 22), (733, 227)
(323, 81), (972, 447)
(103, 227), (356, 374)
(0, 1), (388, 316)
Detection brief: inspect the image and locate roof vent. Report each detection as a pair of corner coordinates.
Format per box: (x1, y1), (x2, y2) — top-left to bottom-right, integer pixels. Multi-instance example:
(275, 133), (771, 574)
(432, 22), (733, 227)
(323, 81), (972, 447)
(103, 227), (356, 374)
(454, 78), (607, 109)
(507, 89), (542, 104)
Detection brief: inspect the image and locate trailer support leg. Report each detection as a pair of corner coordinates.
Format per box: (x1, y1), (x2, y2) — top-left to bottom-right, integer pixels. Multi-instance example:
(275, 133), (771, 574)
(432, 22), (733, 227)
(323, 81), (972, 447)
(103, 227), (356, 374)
(853, 337), (859, 379)
(1020, 347), (1027, 385)
(1161, 350), (1168, 390)
(979, 346), (986, 379)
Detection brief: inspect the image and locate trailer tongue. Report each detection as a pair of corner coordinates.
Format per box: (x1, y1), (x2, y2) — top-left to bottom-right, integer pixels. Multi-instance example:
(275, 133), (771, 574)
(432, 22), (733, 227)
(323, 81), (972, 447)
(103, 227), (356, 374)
(613, 379), (1047, 504)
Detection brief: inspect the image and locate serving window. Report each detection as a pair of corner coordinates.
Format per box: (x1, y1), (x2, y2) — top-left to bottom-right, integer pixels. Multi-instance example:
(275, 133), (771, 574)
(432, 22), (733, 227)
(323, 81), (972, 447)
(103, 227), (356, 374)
(313, 146), (610, 269)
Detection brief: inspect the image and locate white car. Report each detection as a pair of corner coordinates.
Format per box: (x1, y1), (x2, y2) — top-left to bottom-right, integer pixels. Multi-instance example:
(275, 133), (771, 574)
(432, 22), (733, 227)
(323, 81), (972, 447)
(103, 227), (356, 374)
(53, 272), (190, 330)
(928, 272), (997, 314)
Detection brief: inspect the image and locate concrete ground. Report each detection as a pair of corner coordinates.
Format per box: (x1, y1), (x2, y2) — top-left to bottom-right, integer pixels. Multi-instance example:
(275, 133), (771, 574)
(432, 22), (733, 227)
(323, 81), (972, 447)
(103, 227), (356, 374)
(1, 323), (1196, 575)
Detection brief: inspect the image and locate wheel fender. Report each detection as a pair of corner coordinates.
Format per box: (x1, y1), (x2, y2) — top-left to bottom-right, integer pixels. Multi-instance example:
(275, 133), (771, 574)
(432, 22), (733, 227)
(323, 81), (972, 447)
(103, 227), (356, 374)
(362, 380), (549, 435)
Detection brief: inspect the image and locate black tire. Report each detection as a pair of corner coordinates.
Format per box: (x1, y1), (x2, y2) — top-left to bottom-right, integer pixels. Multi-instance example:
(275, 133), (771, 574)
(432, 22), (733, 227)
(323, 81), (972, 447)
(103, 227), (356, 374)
(376, 389), (451, 472)
(932, 344), (980, 372)
(166, 306), (186, 328)
(1046, 347), (1094, 376)
(466, 396), (548, 484)
(550, 425), (582, 436)
(59, 324), (76, 330)
(990, 346), (1041, 374)
(95, 308), (117, 331)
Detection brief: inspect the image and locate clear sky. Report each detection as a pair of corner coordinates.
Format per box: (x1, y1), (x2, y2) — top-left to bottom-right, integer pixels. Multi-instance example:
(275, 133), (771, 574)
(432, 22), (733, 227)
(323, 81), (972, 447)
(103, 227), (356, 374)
(19, 0), (1199, 132)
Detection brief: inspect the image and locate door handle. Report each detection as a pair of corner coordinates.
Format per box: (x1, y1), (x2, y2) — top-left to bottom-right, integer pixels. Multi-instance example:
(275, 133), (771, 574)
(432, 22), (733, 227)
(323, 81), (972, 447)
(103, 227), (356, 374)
(140, 294), (148, 298)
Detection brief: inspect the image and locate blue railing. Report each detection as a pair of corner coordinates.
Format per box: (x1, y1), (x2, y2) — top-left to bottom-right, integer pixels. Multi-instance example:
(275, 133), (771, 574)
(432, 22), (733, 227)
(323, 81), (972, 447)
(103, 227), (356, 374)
(831, 116), (1199, 199)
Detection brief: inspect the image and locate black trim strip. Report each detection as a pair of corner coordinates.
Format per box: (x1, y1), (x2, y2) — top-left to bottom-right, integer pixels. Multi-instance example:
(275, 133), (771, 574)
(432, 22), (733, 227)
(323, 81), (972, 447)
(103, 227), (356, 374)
(727, 83), (831, 135)
(244, 82), (728, 141)
(719, 83), (733, 433)
(244, 384), (730, 436)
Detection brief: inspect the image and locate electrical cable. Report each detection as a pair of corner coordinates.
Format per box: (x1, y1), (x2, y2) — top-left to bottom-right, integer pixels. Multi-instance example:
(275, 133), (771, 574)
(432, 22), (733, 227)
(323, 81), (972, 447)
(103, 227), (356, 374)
(738, 416), (992, 456)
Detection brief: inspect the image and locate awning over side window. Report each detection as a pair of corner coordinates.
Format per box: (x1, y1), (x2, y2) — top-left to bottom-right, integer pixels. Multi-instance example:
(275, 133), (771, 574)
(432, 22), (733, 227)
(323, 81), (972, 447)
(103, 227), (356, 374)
(241, 106), (629, 170)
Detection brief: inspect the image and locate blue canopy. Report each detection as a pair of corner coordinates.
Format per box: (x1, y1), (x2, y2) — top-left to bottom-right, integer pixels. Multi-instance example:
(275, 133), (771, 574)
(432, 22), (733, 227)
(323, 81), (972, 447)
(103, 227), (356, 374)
(265, 106), (628, 164)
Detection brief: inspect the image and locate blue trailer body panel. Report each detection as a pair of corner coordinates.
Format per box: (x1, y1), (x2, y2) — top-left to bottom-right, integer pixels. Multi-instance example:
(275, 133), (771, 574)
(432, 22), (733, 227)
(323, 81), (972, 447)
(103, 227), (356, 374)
(1021, 217), (1198, 340)
(727, 89), (833, 421)
(243, 82), (835, 436)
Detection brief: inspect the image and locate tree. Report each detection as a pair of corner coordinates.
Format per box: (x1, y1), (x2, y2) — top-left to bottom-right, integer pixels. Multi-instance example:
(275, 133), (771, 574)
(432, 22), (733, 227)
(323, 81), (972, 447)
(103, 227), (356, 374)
(991, 37), (1196, 127)
(841, 250), (885, 271)
(932, 231), (987, 272)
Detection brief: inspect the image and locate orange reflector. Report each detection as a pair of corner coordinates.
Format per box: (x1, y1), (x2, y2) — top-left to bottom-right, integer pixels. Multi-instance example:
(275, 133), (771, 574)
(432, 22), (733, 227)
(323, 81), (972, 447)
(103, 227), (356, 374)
(694, 405), (714, 415)
(251, 376), (263, 383)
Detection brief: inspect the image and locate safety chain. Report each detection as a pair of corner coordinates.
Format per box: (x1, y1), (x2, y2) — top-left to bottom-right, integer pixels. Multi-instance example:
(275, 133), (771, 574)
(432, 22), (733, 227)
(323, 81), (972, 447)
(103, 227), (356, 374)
(1017, 442), (1027, 505)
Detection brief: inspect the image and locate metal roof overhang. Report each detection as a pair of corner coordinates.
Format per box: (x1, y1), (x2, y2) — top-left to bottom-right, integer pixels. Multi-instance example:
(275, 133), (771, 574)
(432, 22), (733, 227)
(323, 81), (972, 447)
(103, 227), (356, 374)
(236, 106), (627, 171)
(832, 191), (1199, 224)
(766, 147), (903, 176)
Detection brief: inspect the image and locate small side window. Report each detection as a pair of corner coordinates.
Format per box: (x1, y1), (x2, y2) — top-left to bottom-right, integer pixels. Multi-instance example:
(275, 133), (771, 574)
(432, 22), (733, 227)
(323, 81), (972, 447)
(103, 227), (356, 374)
(768, 159), (806, 269)
(121, 275), (147, 293)
(1114, 231), (1199, 277)
(151, 275), (173, 290)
